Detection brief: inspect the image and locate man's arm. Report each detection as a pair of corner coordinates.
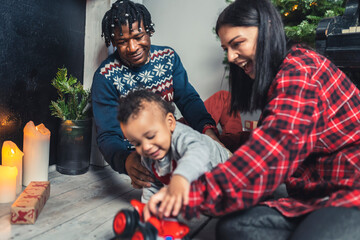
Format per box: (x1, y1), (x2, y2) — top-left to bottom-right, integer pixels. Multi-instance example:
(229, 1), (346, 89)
(91, 69), (155, 187)
(91, 70), (132, 173)
(170, 49), (216, 133)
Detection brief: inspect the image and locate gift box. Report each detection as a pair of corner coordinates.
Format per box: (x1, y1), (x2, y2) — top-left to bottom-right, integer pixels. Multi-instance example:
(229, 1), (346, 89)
(10, 181), (50, 224)
(244, 120), (258, 131)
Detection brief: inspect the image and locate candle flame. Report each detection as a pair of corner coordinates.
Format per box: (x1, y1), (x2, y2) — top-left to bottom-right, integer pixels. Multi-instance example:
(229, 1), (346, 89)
(2, 141), (23, 161)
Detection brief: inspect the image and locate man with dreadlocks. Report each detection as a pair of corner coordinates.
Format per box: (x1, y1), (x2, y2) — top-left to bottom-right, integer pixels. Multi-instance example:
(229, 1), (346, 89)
(91, 0), (222, 189)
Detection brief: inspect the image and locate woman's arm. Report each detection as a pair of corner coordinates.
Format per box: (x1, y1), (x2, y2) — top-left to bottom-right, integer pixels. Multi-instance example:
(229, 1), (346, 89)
(184, 65), (320, 219)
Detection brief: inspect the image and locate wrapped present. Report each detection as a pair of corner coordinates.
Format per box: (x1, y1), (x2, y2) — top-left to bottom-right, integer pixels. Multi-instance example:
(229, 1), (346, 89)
(10, 181), (50, 224)
(244, 120), (258, 131)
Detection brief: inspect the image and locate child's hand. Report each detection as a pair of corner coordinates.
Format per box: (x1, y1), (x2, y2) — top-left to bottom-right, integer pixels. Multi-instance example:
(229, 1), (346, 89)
(144, 175), (189, 220)
(144, 187), (167, 221)
(158, 175), (189, 218)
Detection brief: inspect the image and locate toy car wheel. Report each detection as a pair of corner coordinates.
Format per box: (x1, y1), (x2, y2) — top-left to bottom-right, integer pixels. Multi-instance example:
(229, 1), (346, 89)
(113, 209), (139, 238)
(131, 225), (157, 240)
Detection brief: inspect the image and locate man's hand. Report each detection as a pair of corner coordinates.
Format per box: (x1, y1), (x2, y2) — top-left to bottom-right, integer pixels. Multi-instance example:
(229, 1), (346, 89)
(125, 151), (155, 188)
(204, 128), (225, 148)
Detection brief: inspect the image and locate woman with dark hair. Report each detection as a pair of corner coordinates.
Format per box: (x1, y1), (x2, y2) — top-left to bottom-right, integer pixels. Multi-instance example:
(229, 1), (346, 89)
(146, 0), (360, 239)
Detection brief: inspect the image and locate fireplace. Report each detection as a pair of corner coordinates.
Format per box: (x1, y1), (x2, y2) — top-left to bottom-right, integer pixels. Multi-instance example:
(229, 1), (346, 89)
(0, 0), (86, 165)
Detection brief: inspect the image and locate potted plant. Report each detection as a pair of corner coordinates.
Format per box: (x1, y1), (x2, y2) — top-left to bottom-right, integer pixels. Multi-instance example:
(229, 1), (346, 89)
(50, 67), (92, 175)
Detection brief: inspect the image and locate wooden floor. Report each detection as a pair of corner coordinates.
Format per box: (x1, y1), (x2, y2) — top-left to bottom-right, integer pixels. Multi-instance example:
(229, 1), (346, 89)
(0, 165), (217, 240)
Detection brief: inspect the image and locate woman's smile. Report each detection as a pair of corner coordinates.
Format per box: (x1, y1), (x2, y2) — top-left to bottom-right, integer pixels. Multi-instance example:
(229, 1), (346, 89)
(218, 25), (258, 79)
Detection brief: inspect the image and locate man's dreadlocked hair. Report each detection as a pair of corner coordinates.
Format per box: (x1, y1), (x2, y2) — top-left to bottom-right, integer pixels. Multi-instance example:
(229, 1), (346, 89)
(101, 0), (155, 47)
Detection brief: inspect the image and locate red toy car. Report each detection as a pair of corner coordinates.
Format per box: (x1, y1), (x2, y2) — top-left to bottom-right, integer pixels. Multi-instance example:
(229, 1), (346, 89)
(113, 199), (190, 240)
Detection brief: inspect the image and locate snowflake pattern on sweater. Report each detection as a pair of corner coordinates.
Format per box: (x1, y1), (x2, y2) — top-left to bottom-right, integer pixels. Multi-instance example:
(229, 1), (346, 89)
(100, 48), (175, 101)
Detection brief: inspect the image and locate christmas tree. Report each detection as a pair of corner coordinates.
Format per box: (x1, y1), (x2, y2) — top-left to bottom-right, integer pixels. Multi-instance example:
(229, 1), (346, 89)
(222, 0), (346, 47)
(272, 0), (345, 47)
(217, 0), (347, 79)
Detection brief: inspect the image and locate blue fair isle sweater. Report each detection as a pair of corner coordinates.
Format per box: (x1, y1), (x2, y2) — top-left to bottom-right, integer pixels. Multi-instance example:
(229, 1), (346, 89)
(91, 45), (215, 173)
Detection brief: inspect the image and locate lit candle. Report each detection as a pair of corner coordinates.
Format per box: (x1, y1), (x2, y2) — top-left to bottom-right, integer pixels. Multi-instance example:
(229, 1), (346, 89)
(23, 121), (51, 186)
(2, 141), (24, 194)
(0, 165), (18, 203)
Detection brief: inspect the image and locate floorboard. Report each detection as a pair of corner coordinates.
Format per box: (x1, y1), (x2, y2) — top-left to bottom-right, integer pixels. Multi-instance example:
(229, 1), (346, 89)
(0, 165), (215, 240)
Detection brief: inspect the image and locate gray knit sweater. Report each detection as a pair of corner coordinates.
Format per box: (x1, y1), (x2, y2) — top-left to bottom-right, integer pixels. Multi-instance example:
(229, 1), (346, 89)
(141, 122), (231, 202)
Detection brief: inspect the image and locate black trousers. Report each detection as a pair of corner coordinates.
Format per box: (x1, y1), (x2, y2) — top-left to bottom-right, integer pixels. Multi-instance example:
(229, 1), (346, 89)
(216, 206), (360, 240)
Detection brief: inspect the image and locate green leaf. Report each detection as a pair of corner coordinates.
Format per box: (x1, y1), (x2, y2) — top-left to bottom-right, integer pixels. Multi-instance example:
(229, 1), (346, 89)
(49, 67), (91, 120)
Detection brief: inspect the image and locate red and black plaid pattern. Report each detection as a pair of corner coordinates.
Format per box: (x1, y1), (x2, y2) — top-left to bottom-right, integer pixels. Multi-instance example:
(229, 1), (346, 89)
(184, 46), (360, 219)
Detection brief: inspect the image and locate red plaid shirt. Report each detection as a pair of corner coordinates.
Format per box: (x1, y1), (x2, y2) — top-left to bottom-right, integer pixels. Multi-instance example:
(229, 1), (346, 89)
(184, 46), (360, 219)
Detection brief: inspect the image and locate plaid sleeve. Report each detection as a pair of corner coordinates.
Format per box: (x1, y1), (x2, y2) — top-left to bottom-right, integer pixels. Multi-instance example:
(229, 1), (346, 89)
(184, 53), (324, 219)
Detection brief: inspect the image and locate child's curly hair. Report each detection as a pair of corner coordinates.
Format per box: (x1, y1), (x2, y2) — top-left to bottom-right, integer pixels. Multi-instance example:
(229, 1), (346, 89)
(117, 89), (175, 124)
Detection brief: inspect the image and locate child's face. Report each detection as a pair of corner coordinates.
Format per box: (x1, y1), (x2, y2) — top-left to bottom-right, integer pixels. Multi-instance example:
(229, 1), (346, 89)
(120, 102), (176, 160)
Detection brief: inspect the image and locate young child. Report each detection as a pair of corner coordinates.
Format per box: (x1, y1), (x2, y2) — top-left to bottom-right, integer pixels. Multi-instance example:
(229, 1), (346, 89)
(117, 89), (231, 211)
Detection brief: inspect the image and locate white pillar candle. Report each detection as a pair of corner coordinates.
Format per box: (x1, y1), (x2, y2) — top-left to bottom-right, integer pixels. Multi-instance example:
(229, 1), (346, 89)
(0, 165), (18, 203)
(23, 121), (51, 186)
(2, 141), (24, 194)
